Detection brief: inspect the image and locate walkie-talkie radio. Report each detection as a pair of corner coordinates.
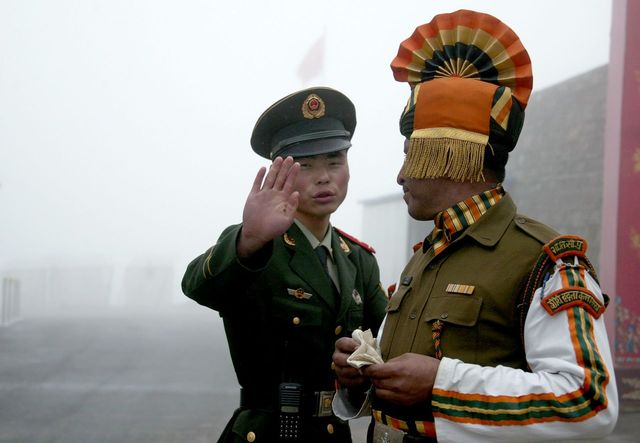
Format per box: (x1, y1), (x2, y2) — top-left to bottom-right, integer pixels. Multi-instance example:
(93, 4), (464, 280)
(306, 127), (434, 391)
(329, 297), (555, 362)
(278, 382), (303, 440)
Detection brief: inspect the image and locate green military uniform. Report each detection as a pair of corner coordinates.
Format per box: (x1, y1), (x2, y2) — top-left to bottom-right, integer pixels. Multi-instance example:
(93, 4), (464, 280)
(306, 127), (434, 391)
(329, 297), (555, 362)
(183, 222), (387, 442)
(375, 193), (557, 423)
(183, 86), (387, 442)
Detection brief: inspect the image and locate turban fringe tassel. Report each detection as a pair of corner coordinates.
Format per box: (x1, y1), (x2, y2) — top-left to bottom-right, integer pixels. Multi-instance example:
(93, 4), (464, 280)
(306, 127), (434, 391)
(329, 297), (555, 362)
(404, 130), (489, 182)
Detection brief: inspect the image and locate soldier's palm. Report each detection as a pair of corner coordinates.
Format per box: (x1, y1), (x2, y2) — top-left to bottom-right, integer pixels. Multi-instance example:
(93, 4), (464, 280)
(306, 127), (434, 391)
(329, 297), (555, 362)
(246, 188), (298, 238)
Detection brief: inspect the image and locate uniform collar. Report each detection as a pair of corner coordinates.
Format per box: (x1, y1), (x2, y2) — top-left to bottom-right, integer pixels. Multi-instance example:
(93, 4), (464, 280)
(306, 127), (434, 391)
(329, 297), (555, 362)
(463, 193), (517, 247)
(293, 219), (334, 259)
(425, 185), (505, 256)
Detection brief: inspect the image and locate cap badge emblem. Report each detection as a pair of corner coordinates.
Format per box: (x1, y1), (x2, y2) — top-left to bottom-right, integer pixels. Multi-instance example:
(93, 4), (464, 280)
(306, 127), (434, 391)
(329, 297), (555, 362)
(302, 94), (325, 119)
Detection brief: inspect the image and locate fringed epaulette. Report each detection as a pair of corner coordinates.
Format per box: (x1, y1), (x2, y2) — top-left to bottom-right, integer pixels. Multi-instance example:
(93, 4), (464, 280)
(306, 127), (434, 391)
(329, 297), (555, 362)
(335, 228), (376, 254)
(518, 235), (600, 360)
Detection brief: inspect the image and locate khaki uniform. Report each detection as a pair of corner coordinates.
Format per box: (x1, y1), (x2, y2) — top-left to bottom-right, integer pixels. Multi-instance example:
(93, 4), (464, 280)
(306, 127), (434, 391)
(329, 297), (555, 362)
(374, 9), (617, 441)
(376, 194), (558, 420)
(183, 222), (388, 442)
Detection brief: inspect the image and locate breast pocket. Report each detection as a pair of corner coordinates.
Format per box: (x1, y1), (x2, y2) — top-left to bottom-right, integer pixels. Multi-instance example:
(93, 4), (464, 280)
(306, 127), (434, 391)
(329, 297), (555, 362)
(423, 294), (483, 362)
(423, 294), (482, 326)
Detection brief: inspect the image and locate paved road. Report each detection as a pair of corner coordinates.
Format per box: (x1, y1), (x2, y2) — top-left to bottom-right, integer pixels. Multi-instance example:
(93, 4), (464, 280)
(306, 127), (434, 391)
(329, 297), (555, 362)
(0, 306), (636, 442)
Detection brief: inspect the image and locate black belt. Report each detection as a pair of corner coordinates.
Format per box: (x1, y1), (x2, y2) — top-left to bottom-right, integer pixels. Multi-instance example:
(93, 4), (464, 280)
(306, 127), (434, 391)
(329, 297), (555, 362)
(371, 421), (437, 443)
(240, 388), (335, 417)
(371, 409), (437, 442)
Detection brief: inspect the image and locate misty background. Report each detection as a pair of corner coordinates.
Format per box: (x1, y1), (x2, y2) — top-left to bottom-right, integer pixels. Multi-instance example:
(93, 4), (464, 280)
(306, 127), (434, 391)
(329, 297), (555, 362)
(1, 1), (629, 442)
(1, 0), (612, 312)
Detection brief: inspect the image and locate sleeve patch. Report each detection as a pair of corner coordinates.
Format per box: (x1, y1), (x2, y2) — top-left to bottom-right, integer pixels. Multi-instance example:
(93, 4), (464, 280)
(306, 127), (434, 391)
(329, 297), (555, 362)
(543, 235), (588, 261)
(541, 287), (604, 319)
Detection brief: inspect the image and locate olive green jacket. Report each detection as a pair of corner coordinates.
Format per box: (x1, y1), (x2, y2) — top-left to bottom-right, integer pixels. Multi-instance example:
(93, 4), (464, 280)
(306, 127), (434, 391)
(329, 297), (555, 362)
(377, 194), (558, 420)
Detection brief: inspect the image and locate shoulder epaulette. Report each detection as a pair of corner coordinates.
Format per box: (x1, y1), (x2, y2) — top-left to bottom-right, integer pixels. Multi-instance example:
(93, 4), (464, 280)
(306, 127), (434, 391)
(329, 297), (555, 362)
(520, 235), (598, 309)
(335, 228), (376, 254)
(513, 214), (559, 245)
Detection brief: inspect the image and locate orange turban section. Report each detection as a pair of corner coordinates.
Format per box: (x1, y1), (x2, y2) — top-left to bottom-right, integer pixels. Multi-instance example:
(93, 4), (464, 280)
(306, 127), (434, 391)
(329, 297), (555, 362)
(402, 78), (499, 182)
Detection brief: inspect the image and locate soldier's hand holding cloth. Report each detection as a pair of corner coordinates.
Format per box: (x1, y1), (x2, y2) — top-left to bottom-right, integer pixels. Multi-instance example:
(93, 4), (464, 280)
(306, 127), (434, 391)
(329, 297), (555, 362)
(334, 330), (440, 408)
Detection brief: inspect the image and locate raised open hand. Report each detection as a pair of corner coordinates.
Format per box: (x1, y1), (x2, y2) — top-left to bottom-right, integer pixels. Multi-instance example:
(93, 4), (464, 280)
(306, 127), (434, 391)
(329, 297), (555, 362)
(237, 156), (300, 258)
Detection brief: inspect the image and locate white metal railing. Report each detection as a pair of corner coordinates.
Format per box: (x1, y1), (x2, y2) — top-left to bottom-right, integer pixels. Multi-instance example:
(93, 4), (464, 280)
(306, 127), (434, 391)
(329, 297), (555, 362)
(1, 277), (21, 326)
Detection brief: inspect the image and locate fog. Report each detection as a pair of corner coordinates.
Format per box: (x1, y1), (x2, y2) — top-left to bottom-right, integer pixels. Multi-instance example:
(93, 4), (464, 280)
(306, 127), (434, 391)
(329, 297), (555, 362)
(1, 1), (612, 312)
(1, 2), (630, 442)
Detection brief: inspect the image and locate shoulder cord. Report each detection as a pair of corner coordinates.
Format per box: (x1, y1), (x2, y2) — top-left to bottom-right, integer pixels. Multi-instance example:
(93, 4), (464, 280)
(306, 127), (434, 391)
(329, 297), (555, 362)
(432, 320), (444, 359)
(518, 250), (600, 370)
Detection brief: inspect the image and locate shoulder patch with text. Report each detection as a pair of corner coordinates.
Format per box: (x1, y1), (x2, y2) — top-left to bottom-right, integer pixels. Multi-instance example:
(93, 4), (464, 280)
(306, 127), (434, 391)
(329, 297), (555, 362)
(543, 235), (588, 261)
(541, 286), (604, 318)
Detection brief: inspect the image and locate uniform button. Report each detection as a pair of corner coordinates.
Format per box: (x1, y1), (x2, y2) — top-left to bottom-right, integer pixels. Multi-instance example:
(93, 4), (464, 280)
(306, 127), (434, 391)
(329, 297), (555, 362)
(516, 216), (526, 224)
(292, 317), (301, 325)
(331, 362), (336, 371)
(440, 313), (449, 319)
(334, 325), (343, 335)
(246, 431), (256, 442)
(409, 312), (417, 320)
(327, 423), (334, 434)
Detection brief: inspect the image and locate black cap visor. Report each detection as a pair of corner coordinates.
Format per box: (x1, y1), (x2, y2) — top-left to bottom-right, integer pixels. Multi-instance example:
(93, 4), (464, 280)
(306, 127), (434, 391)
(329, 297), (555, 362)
(274, 137), (351, 159)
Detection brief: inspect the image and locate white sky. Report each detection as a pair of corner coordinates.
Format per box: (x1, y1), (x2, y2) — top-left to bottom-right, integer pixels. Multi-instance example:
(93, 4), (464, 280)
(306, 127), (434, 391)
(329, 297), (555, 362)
(0, 0), (612, 271)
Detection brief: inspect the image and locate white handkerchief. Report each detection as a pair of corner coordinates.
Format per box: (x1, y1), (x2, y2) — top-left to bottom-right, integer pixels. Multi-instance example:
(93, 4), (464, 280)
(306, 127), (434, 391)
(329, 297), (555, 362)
(346, 328), (384, 369)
